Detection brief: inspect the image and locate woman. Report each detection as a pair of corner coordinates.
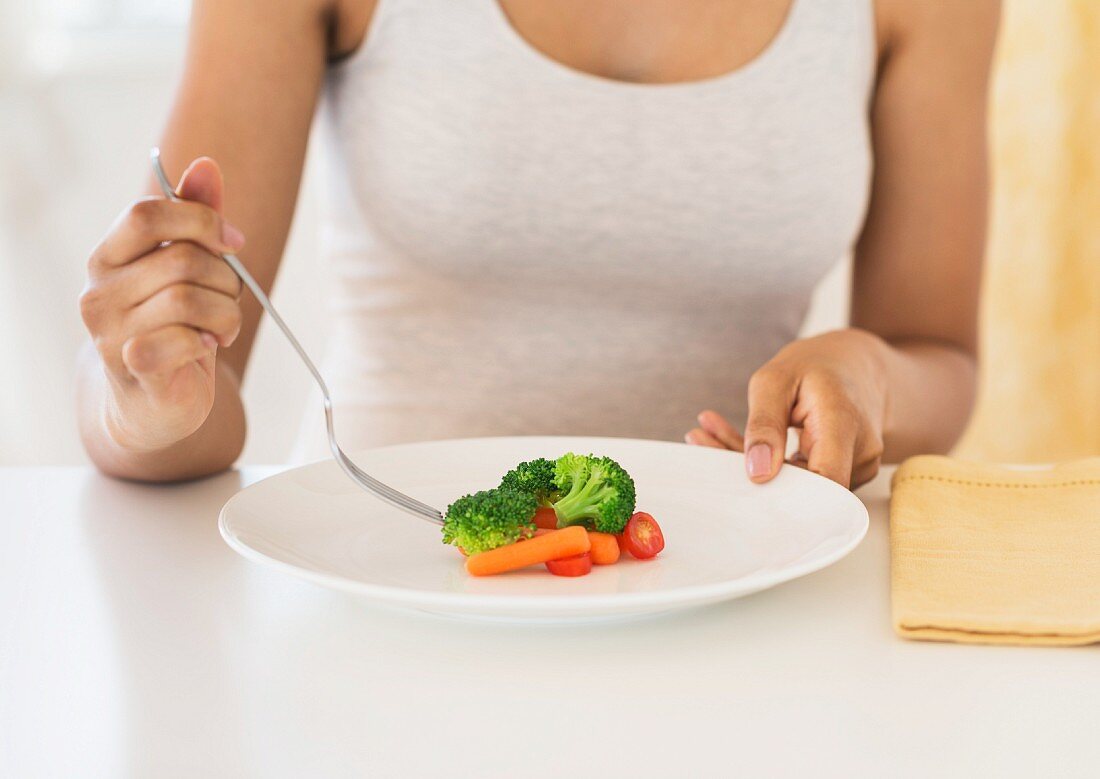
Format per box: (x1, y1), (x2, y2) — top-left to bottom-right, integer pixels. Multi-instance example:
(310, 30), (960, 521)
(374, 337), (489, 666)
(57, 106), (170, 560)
(77, 0), (998, 488)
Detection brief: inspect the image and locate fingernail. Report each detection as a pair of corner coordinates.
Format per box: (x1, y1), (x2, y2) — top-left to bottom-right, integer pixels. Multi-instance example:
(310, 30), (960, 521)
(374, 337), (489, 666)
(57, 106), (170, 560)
(221, 220), (246, 251)
(200, 332), (218, 351)
(747, 444), (772, 479)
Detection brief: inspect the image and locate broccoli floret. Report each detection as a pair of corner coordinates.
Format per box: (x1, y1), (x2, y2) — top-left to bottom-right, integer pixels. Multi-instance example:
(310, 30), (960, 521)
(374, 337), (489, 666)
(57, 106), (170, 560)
(442, 488), (538, 554)
(551, 453), (636, 534)
(499, 458), (559, 506)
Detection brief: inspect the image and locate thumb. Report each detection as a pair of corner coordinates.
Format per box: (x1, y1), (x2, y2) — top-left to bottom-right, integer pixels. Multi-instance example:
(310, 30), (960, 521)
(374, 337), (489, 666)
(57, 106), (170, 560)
(743, 367), (796, 483)
(176, 156), (224, 213)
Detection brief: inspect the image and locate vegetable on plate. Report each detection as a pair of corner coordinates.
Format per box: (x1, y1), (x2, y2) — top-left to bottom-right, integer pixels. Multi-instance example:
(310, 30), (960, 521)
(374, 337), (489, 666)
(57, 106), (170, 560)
(545, 553), (592, 577)
(465, 526), (590, 577)
(442, 488), (538, 556)
(443, 451), (662, 577)
(500, 458), (559, 507)
(586, 531), (620, 565)
(550, 453), (636, 534)
(619, 511), (665, 560)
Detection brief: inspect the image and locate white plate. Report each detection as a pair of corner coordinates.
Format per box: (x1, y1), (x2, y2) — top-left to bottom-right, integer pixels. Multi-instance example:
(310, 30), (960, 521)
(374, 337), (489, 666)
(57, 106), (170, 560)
(220, 437), (868, 622)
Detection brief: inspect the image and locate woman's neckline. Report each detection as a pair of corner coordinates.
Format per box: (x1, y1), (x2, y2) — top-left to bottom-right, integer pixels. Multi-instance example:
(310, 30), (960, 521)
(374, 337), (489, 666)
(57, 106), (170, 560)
(486, 0), (803, 91)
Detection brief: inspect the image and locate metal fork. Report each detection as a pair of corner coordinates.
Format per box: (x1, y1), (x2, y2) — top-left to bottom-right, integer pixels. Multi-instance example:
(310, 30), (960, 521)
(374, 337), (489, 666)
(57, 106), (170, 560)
(150, 148), (444, 525)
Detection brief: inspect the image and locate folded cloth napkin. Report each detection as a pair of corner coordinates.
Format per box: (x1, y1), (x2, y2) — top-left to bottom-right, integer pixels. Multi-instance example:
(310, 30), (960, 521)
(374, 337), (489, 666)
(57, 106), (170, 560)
(890, 455), (1100, 646)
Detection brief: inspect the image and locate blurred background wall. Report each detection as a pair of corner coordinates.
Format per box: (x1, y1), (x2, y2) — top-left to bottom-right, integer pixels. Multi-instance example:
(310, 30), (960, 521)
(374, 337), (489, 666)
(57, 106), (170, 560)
(956, 0), (1100, 462)
(0, 0), (329, 465)
(0, 0), (1095, 466)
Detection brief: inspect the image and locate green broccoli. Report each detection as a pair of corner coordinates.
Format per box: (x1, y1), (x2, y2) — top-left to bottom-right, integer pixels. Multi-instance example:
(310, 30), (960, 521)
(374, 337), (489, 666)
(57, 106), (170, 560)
(499, 458), (559, 507)
(551, 453), (636, 534)
(441, 488), (538, 555)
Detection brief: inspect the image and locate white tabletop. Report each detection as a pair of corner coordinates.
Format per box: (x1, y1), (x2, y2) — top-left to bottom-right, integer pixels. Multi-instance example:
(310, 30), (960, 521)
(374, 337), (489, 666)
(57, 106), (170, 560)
(2, 466), (1098, 778)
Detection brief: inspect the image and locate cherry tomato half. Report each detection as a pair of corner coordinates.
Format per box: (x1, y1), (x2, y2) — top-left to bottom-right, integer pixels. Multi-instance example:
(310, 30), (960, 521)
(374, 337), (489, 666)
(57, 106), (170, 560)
(545, 552), (593, 577)
(620, 512), (664, 559)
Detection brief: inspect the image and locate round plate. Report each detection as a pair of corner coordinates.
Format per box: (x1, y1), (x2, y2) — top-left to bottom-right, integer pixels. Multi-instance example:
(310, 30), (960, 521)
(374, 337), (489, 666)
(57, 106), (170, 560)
(219, 437), (868, 622)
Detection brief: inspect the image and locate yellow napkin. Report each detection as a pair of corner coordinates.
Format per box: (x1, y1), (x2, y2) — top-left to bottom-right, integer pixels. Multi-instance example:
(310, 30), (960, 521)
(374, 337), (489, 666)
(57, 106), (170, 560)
(890, 455), (1100, 646)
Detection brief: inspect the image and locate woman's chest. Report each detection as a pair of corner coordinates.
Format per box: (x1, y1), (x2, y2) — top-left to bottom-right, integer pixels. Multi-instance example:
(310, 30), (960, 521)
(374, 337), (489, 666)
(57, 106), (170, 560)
(323, 1), (873, 298)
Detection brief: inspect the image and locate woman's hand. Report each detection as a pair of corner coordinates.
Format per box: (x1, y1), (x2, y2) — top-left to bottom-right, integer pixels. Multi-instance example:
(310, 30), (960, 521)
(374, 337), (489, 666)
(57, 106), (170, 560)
(79, 158), (245, 452)
(686, 329), (890, 489)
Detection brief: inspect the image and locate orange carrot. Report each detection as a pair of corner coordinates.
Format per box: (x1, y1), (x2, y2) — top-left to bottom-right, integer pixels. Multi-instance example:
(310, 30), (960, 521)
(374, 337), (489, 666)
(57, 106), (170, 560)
(465, 526), (591, 577)
(587, 531), (621, 565)
(533, 507), (559, 530)
(531, 529), (618, 564)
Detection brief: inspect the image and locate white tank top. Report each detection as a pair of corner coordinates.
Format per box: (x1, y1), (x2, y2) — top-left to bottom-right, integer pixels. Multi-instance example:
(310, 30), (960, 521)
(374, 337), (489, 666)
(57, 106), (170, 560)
(295, 0), (875, 461)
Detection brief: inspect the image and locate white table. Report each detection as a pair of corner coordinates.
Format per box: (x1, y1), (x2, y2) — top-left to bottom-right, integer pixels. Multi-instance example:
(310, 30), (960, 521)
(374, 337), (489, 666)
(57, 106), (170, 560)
(2, 466), (1098, 778)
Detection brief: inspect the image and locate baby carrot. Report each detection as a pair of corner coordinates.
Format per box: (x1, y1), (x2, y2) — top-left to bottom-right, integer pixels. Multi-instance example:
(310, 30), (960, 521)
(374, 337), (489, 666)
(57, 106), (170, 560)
(531, 530), (618, 563)
(465, 526), (590, 576)
(587, 531), (621, 565)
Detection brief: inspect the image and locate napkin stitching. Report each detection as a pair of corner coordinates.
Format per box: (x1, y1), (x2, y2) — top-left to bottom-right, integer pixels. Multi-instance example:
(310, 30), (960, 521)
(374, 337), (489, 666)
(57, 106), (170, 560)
(893, 475), (1100, 489)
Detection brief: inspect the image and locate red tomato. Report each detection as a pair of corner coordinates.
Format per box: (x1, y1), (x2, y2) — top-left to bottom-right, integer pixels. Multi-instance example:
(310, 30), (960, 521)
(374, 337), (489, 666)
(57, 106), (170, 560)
(533, 507), (559, 530)
(621, 512), (664, 559)
(545, 552), (593, 577)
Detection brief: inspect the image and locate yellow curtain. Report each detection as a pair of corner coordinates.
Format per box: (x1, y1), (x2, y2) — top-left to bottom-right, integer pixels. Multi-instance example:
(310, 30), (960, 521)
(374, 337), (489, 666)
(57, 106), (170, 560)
(957, 0), (1100, 462)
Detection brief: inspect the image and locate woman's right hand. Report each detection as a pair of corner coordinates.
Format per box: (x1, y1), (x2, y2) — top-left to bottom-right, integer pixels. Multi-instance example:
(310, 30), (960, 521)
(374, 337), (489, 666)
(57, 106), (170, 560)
(79, 158), (246, 451)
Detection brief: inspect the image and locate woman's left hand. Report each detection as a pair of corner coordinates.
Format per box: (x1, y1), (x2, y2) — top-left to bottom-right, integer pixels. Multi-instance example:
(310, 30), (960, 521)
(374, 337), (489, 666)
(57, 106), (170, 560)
(686, 329), (890, 490)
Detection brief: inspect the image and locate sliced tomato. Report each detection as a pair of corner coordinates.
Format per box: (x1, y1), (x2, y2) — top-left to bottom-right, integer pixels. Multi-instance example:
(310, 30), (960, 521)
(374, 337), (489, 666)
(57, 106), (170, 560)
(533, 506), (559, 530)
(620, 512), (664, 560)
(545, 552), (592, 577)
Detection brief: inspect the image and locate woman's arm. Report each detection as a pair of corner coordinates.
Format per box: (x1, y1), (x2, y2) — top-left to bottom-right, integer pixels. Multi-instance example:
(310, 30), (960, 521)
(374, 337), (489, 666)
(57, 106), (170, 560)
(688, 0), (1000, 487)
(851, 0), (999, 458)
(78, 0), (345, 481)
